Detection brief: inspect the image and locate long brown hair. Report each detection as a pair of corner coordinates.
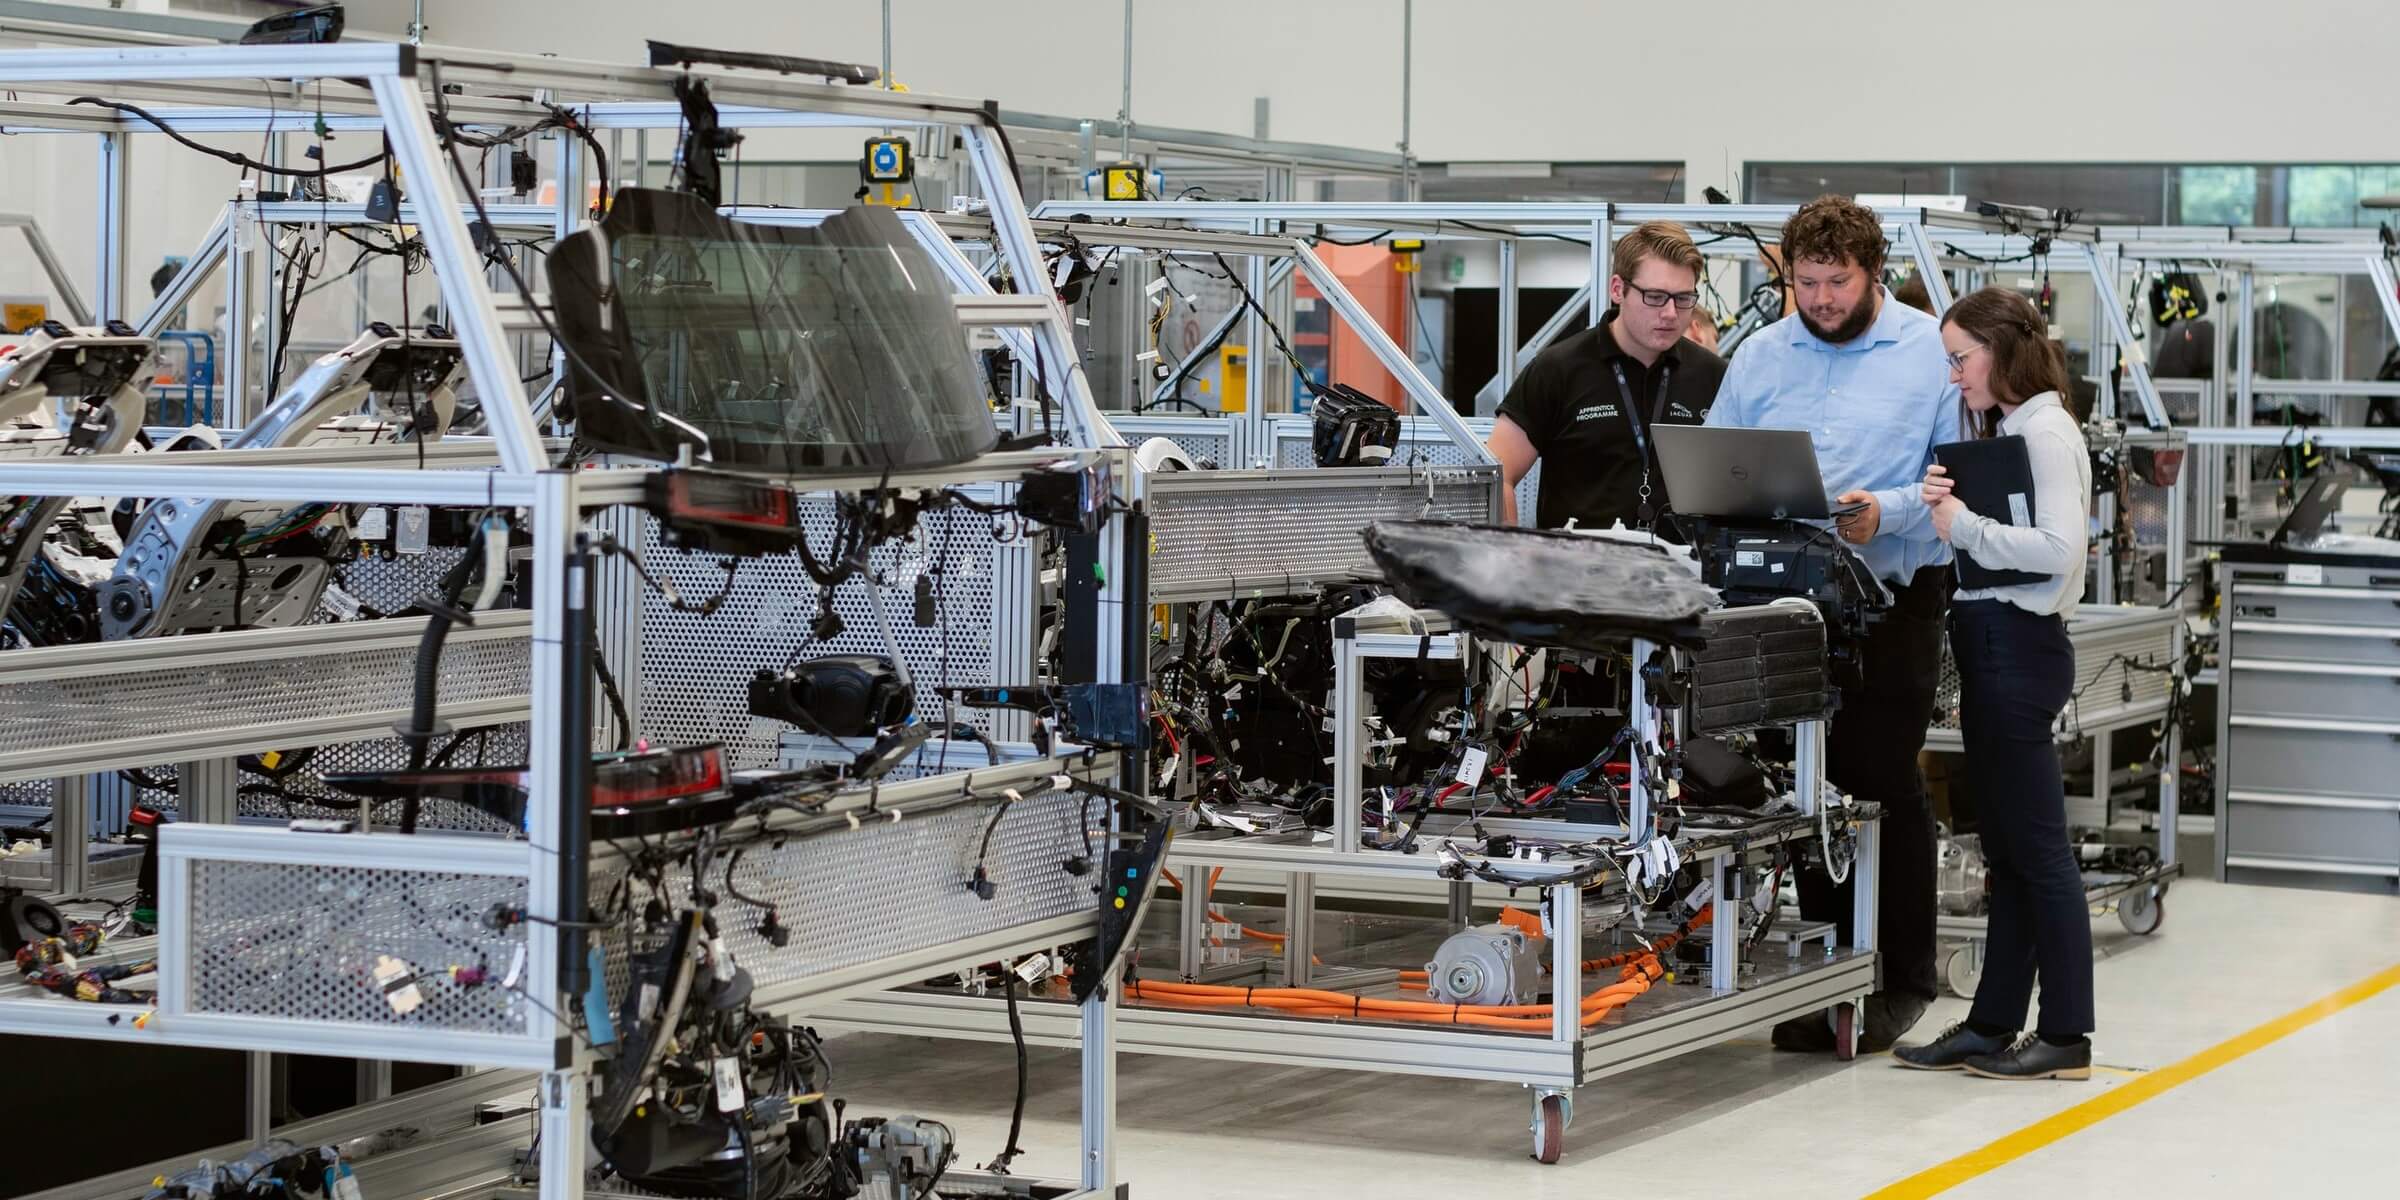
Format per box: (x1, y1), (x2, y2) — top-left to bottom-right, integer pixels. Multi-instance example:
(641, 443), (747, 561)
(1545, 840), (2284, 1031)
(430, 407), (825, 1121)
(1941, 286), (2071, 437)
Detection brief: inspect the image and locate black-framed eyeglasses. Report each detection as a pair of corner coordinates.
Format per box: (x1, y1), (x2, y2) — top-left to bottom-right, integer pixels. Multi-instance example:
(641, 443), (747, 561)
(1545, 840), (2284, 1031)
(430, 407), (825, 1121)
(1628, 285), (1700, 312)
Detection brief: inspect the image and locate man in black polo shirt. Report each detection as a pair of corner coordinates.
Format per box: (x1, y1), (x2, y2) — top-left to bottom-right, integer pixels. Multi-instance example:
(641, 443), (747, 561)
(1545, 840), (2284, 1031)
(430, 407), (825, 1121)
(1490, 220), (1727, 530)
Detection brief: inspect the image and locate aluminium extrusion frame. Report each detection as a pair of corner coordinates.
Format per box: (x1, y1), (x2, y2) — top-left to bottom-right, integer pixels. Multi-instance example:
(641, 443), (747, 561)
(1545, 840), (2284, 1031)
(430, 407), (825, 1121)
(1032, 201), (2047, 417)
(2091, 233), (2400, 547)
(136, 200), (559, 424)
(0, 211), (89, 325)
(1000, 210), (1505, 610)
(821, 623), (1878, 1161)
(0, 41), (1135, 1200)
(1028, 201), (1496, 468)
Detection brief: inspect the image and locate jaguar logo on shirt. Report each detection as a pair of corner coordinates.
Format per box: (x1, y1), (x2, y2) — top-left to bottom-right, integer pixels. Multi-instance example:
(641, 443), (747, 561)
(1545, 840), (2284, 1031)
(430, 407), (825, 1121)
(1574, 404), (1619, 422)
(1669, 402), (1702, 419)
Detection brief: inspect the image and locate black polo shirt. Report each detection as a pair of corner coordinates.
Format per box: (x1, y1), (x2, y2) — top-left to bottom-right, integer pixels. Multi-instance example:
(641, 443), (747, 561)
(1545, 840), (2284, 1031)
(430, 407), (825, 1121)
(1496, 312), (1726, 531)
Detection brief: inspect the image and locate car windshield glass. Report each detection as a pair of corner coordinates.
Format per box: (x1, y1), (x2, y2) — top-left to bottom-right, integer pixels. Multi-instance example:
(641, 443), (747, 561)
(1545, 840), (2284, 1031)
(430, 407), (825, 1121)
(550, 189), (998, 474)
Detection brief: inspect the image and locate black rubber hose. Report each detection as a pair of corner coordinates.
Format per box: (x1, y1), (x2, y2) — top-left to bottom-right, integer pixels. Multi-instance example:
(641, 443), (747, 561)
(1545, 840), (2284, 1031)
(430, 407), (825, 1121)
(399, 533), (489, 832)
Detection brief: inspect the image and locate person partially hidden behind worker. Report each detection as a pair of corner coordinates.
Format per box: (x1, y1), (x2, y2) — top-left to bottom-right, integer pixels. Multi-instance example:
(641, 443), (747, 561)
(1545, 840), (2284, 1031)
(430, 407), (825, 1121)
(1487, 221), (1727, 530)
(1894, 287), (2095, 1080)
(1704, 195), (1960, 1053)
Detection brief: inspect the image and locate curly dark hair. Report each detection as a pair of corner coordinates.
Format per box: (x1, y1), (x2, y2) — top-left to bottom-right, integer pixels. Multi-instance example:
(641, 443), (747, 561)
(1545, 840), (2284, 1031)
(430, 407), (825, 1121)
(1782, 195), (1887, 276)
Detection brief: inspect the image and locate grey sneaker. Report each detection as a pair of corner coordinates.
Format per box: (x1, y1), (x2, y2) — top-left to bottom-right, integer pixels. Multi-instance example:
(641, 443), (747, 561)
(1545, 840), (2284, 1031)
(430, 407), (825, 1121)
(1893, 1022), (2013, 1071)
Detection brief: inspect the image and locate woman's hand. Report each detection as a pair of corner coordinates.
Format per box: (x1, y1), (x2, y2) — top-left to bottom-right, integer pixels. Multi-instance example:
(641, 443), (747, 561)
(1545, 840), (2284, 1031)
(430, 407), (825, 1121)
(1931, 495), (1965, 543)
(1921, 463), (1954, 507)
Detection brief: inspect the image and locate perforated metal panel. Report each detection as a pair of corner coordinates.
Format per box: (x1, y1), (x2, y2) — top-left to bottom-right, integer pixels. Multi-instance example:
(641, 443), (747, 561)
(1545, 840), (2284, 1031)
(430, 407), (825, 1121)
(330, 548), (474, 617)
(2119, 478), (2176, 607)
(183, 858), (531, 1034)
(1268, 415), (1536, 525)
(0, 625), (528, 770)
(2059, 610), (2179, 734)
(0, 778), (53, 806)
(633, 492), (1035, 771)
(595, 787), (1093, 1001)
(1145, 468), (1497, 603)
(1931, 609), (2178, 735)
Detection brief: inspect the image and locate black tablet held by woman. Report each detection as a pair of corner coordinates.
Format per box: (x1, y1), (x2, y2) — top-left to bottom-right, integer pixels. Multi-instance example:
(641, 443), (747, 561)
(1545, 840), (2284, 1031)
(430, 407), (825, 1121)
(1933, 436), (2053, 589)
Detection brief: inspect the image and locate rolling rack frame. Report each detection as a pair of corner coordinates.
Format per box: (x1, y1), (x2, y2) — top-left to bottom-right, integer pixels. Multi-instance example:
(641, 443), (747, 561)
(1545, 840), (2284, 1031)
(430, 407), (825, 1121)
(0, 38), (1143, 1200)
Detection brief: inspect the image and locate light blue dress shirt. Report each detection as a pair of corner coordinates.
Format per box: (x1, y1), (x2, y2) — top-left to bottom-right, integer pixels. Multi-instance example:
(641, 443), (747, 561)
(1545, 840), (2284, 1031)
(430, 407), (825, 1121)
(1704, 288), (1962, 585)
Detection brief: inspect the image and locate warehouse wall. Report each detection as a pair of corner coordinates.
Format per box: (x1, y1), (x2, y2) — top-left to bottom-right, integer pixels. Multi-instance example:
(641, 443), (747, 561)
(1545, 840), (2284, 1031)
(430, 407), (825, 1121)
(3, 1), (2387, 348)
(346, 0), (2400, 199)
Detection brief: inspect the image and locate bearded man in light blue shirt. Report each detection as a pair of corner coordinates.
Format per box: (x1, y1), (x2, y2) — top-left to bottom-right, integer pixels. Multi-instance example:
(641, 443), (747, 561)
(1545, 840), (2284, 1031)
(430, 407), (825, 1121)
(1705, 195), (1961, 1055)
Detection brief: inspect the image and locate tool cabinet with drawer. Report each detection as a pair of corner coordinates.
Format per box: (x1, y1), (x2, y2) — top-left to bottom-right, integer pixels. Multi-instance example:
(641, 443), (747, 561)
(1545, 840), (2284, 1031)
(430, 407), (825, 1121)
(2217, 546), (2400, 894)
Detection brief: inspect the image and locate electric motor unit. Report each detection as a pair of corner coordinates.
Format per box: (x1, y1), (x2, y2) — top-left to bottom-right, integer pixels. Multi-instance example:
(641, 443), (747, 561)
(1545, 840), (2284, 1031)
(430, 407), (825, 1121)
(1424, 923), (1542, 1006)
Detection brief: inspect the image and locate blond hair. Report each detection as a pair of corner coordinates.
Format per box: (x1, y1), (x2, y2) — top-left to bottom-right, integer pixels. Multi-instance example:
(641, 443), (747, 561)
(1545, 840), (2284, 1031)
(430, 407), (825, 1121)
(1611, 220), (1704, 287)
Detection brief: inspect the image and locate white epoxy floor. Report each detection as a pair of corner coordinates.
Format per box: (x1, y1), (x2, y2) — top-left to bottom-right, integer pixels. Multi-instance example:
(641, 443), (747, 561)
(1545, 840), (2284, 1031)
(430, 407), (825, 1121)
(826, 874), (2400, 1199)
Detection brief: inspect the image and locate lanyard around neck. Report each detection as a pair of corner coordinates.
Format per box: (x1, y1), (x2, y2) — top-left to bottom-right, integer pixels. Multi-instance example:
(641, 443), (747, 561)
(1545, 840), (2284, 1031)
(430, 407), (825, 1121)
(1611, 358), (1673, 524)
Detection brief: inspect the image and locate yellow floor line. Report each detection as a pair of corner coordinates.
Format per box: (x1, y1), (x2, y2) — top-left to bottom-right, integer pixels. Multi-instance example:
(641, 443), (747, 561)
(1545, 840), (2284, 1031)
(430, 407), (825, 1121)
(1863, 960), (2400, 1199)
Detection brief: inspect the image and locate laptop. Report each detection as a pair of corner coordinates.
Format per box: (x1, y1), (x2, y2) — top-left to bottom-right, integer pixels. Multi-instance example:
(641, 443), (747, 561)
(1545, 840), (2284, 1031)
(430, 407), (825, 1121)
(2269, 475), (2348, 547)
(1652, 425), (1849, 522)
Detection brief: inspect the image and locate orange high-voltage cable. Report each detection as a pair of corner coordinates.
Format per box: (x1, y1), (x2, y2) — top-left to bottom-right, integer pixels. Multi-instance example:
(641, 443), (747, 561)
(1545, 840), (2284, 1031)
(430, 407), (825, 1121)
(1126, 909), (1712, 1030)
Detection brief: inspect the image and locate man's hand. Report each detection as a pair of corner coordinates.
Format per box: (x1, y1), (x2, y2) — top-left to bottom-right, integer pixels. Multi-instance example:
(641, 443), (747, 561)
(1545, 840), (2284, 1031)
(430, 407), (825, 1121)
(1833, 490), (1880, 544)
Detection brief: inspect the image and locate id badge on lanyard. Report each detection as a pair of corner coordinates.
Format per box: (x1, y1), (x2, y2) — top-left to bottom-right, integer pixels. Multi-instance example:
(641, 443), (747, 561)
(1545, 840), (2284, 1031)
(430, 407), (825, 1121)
(1612, 360), (1673, 526)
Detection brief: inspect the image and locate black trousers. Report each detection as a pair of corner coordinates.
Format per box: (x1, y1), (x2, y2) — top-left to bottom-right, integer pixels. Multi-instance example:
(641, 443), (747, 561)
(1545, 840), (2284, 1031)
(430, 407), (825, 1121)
(1953, 600), (2093, 1037)
(1800, 564), (1949, 1004)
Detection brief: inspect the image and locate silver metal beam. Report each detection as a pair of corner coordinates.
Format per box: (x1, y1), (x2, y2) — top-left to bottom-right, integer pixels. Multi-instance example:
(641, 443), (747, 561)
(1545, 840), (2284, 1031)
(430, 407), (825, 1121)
(0, 212), (89, 325)
(94, 131), (128, 321)
(368, 72), (543, 474)
(251, 200), (556, 230)
(134, 204), (227, 337)
(0, 41), (408, 84)
(1897, 220), (1955, 313)
(2178, 425), (2400, 448)
(0, 461), (538, 505)
(2081, 244), (2168, 428)
(1495, 239), (1519, 394)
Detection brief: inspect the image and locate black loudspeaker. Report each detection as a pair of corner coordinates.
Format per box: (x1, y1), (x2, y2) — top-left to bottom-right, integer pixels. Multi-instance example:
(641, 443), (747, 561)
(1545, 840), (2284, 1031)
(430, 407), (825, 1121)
(3, 890), (65, 955)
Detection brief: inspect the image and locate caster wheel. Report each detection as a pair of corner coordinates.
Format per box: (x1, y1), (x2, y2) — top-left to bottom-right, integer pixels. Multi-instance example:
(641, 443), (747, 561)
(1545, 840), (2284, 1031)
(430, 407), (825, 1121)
(1832, 1001), (1860, 1062)
(1943, 945), (1984, 999)
(2119, 888), (2164, 935)
(1530, 1093), (1568, 1164)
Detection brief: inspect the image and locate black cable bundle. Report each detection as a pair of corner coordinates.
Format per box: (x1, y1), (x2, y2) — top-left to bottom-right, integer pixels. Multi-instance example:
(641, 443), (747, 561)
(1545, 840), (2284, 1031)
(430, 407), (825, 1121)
(395, 527), (496, 832)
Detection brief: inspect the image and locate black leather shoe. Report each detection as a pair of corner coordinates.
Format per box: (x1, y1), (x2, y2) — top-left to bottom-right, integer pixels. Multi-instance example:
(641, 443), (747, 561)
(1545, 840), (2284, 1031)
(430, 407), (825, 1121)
(1963, 1036), (2092, 1081)
(1858, 992), (1931, 1054)
(1770, 1010), (1837, 1052)
(1893, 1022), (2013, 1071)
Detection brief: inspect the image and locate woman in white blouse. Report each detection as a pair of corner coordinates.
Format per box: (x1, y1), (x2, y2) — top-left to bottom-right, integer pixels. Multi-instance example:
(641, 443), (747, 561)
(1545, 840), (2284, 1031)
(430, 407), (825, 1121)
(1893, 286), (2095, 1082)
